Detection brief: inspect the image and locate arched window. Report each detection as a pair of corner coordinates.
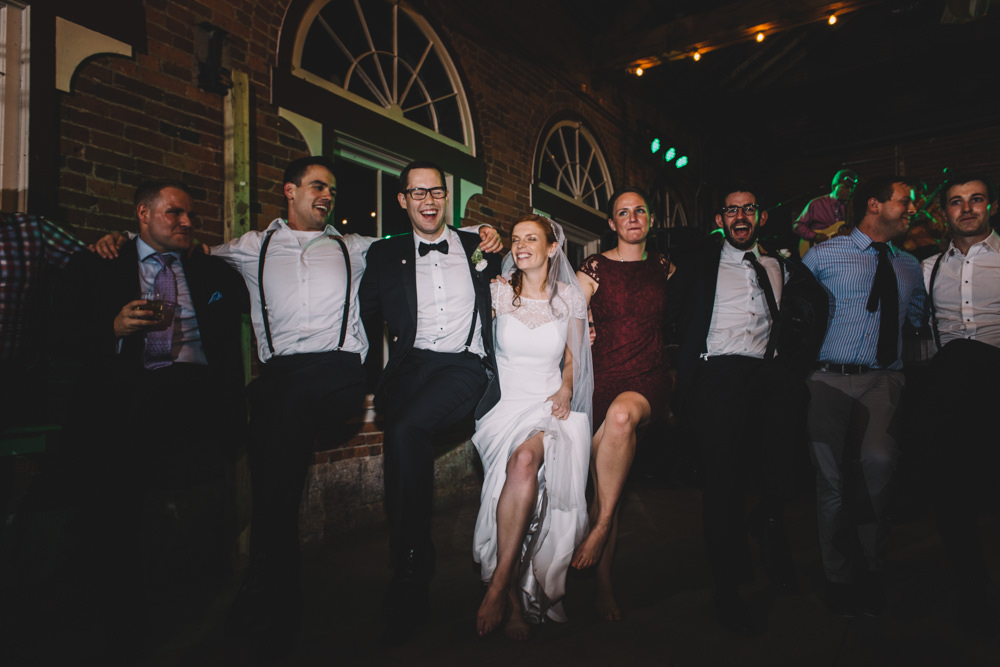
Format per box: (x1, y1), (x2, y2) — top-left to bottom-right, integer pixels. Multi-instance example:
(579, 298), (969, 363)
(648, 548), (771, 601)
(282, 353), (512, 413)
(535, 120), (612, 216)
(292, 0), (474, 153)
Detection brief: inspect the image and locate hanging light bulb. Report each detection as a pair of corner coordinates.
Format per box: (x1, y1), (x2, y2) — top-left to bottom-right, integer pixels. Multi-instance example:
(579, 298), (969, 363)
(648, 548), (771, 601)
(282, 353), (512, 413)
(828, 15), (837, 25)
(693, 51), (701, 61)
(756, 32), (765, 42)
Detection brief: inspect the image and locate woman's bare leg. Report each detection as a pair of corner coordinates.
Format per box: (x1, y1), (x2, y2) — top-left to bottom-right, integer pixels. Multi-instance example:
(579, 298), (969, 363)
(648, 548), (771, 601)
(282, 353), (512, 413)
(571, 392), (649, 571)
(477, 433), (545, 636)
(595, 506), (622, 620)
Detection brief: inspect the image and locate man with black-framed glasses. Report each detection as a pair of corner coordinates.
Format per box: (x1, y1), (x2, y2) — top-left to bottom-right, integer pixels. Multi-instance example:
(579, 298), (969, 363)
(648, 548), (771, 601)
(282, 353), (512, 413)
(668, 184), (826, 634)
(361, 159), (503, 645)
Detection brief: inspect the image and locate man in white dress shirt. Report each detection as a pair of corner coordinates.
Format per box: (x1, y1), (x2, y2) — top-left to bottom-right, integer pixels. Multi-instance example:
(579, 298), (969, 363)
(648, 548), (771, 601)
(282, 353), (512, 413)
(920, 173), (1000, 633)
(668, 185), (815, 633)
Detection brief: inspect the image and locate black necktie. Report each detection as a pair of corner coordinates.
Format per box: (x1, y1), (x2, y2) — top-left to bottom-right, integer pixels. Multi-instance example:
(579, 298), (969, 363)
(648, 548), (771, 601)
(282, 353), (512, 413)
(867, 242), (898, 368)
(418, 240), (449, 256)
(744, 252), (780, 360)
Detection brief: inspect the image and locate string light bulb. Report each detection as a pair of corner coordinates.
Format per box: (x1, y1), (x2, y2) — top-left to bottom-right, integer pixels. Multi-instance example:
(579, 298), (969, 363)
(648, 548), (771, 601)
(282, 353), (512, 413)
(828, 14), (837, 25)
(635, 67), (644, 76)
(756, 32), (765, 42)
(693, 51), (701, 61)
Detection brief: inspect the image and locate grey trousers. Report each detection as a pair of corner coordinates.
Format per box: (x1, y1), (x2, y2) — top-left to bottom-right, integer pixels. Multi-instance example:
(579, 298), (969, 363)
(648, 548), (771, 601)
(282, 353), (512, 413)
(806, 369), (905, 583)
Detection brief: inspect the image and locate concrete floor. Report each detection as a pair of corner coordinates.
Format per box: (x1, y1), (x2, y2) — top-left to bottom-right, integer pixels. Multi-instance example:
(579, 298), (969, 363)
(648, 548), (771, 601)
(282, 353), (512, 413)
(3, 461), (999, 667)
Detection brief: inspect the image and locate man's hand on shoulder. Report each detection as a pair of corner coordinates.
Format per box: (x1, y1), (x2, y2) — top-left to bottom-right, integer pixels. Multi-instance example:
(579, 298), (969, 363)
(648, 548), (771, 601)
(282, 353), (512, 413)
(91, 232), (128, 259)
(478, 225), (502, 254)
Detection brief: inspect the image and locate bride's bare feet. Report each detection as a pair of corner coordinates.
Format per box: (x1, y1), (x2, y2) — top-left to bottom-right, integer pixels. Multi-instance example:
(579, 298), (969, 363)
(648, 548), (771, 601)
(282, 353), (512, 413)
(504, 590), (531, 641)
(571, 521), (610, 569)
(476, 584), (507, 637)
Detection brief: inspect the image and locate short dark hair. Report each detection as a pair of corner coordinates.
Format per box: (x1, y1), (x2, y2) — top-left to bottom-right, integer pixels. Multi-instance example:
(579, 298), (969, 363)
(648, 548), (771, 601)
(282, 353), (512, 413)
(939, 173), (998, 208)
(717, 182), (763, 208)
(134, 180), (191, 210)
(606, 186), (651, 220)
(284, 156), (336, 186)
(398, 160), (447, 193)
(852, 176), (917, 222)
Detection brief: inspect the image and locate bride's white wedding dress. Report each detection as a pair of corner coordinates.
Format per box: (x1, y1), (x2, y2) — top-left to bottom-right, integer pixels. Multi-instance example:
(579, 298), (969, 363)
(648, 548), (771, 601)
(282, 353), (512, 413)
(472, 281), (591, 623)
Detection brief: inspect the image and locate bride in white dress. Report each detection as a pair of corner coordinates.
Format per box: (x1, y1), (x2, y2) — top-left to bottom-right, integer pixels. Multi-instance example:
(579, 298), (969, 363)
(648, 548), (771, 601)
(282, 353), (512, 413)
(472, 215), (593, 639)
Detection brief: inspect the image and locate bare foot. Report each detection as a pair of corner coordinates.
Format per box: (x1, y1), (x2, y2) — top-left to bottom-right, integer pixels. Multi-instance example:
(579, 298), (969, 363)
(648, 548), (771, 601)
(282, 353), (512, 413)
(504, 594), (531, 641)
(595, 587), (621, 621)
(476, 585), (507, 637)
(571, 521), (610, 569)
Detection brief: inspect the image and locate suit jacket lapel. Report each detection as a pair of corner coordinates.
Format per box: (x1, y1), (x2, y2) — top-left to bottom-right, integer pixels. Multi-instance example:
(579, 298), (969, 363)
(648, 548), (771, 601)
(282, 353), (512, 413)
(400, 235), (419, 328)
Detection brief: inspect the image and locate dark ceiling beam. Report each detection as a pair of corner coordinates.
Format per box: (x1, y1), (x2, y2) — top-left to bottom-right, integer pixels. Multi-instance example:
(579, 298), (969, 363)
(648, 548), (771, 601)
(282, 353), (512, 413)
(598, 0), (890, 73)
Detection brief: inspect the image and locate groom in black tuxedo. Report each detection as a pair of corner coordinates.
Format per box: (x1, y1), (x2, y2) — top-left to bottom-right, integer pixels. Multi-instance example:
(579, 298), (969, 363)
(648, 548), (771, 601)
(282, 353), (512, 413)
(361, 160), (501, 644)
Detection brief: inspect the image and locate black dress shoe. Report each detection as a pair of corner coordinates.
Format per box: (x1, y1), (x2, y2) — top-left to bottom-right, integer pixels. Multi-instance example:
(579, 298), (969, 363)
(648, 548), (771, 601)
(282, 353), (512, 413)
(380, 549), (431, 647)
(825, 580), (858, 618)
(714, 590), (759, 634)
(857, 571), (885, 617)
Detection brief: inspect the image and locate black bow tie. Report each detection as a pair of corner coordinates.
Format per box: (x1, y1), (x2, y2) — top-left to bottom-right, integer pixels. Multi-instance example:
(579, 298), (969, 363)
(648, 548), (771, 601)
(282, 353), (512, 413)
(418, 240), (449, 256)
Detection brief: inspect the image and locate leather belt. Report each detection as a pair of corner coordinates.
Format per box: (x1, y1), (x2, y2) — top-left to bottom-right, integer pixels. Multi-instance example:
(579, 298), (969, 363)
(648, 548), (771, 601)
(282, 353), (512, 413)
(814, 362), (876, 375)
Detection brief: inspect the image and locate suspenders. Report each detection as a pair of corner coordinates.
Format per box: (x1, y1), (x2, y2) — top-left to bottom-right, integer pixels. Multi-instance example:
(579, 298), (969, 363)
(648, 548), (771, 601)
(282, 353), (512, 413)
(927, 250), (946, 350)
(257, 228), (352, 358)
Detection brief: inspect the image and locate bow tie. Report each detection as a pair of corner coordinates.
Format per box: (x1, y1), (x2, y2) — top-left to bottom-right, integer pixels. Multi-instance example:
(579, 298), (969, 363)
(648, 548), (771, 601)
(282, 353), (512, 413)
(418, 240), (449, 256)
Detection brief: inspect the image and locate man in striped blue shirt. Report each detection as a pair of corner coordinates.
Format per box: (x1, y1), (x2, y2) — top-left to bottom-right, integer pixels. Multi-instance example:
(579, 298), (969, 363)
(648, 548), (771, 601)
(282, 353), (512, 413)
(802, 176), (925, 618)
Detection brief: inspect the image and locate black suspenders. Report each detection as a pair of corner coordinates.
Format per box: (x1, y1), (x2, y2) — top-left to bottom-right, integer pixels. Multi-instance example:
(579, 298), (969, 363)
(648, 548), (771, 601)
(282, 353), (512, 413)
(928, 250), (946, 350)
(257, 228), (352, 358)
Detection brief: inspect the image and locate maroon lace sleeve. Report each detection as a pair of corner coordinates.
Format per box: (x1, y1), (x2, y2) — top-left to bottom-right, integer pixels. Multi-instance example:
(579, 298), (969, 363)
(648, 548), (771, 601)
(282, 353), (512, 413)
(579, 254), (601, 283)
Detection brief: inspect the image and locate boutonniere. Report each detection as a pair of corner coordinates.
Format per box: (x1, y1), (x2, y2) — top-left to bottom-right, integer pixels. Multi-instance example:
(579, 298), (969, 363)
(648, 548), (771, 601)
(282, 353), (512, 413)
(471, 248), (487, 272)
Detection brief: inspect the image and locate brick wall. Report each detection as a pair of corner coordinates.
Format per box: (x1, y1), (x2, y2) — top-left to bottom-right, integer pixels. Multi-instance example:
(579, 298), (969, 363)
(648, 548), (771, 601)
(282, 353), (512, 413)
(56, 0), (305, 244)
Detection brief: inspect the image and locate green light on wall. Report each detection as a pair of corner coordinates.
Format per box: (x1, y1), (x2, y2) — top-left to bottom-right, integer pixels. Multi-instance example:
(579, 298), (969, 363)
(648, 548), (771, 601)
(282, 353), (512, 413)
(663, 147), (676, 162)
(650, 138), (661, 154)
(676, 156), (689, 168)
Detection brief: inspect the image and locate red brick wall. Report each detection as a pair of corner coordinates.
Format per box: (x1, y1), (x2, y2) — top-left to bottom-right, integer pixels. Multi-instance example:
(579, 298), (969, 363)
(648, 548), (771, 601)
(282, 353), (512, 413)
(56, 0), (306, 244)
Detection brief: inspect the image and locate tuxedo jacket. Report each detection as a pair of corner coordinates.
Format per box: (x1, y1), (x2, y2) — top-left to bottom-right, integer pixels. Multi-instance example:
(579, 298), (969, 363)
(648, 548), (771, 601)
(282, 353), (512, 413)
(666, 237), (828, 407)
(359, 229), (501, 408)
(64, 239), (249, 421)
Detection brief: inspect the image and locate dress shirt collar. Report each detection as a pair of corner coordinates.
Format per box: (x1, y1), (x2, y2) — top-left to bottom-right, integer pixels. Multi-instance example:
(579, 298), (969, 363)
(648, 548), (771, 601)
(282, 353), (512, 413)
(136, 237), (181, 264)
(266, 217), (343, 239)
(848, 226), (901, 256)
(721, 240), (760, 262)
(942, 229), (1000, 259)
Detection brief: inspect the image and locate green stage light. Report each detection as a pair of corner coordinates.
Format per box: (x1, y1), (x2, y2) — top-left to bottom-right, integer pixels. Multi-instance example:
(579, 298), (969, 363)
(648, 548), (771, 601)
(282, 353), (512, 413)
(650, 138), (661, 154)
(676, 156), (688, 168)
(663, 147), (676, 162)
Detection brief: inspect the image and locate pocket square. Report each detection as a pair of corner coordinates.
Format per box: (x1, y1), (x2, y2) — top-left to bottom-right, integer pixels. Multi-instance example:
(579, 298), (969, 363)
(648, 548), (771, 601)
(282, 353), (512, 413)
(208, 291), (224, 304)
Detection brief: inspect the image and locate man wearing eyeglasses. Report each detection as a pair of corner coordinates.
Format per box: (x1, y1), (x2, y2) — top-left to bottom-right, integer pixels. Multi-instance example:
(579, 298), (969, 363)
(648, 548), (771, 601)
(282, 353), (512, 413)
(793, 168), (859, 257)
(668, 185), (825, 634)
(360, 160), (503, 645)
(802, 176), (925, 619)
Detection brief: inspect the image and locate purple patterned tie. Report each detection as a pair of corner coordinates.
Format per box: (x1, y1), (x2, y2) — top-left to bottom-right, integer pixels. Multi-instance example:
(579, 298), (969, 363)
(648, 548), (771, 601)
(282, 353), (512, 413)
(143, 253), (177, 369)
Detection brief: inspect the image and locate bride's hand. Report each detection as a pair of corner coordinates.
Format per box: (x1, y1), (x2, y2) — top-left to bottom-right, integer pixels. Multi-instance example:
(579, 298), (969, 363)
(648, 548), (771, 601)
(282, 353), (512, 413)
(547, 387), (572, 420)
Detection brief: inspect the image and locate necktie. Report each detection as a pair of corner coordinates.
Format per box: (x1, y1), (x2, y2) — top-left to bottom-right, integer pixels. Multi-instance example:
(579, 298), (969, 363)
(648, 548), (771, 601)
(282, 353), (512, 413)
(418, 240), (449, 256)
(744, 252), (780, 360)
(866, 242), (898, 368)
(143, 253), (177, 370)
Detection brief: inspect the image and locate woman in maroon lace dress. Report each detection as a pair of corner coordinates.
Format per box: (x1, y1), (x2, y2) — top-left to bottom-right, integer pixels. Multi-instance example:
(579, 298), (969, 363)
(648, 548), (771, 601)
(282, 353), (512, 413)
(571, 187), (673, 620)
